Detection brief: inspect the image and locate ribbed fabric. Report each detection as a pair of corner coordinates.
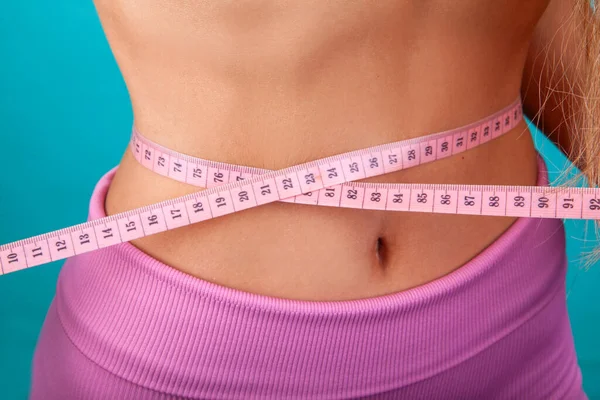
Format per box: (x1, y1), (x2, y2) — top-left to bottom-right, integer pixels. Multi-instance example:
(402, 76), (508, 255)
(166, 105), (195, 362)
(30, 158), (586, 399)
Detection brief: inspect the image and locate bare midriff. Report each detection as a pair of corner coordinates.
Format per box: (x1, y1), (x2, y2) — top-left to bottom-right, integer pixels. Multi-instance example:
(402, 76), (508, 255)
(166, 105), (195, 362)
(100, 0), (550, 300)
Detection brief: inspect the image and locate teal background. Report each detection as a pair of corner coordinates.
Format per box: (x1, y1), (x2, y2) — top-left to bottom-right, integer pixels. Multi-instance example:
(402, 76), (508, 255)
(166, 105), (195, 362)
(0, 2), (599, 399)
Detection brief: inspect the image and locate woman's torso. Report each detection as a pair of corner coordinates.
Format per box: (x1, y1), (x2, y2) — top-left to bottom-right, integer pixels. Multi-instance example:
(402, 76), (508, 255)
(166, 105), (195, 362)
(99, 0), (549, 300)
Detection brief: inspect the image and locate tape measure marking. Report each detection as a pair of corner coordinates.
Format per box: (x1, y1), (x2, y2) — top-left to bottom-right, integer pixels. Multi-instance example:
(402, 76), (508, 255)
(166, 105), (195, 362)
(2, 99), (599, 275)
(131, 99), (522, 205)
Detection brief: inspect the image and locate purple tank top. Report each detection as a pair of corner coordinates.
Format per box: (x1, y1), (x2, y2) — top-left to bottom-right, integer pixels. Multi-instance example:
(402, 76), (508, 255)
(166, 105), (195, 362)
(30, 157), (586, 399)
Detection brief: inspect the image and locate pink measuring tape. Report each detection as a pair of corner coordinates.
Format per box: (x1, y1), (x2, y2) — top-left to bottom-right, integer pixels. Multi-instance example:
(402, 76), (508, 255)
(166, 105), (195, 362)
(1, 98), (599, 275)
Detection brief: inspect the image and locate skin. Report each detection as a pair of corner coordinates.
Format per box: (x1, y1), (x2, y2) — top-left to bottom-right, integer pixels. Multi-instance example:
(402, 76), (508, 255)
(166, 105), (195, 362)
(98, 0), (575, 300)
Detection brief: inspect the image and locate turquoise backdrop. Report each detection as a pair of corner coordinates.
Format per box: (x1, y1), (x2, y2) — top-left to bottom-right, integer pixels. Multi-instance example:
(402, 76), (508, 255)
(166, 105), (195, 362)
(0, 2), (599, 399)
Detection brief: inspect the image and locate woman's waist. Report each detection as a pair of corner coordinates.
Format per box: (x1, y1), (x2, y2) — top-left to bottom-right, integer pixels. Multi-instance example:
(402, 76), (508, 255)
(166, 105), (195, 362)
(55, 165), (572, 396)
(105, 118), (539, 300)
